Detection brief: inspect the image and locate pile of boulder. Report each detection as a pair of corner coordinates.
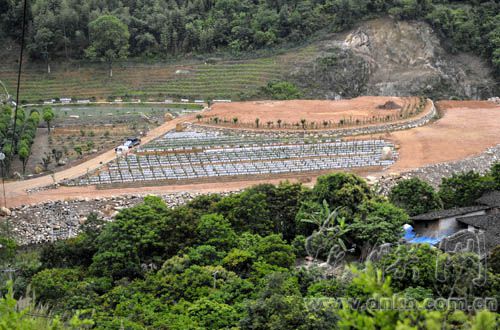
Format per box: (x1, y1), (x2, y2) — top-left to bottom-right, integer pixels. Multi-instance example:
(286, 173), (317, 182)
(376, 144), (500, 195)
(487, 97), (499, 104)
(0, 191), (235, 245)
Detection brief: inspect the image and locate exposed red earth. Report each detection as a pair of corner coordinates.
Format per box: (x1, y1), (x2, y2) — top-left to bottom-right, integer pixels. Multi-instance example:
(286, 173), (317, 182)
(203, 96), (420, 129)
(3, 99), (499, 209)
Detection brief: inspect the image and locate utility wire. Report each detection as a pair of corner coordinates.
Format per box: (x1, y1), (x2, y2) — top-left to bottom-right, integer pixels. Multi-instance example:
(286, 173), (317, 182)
(10, 0), (28, 152)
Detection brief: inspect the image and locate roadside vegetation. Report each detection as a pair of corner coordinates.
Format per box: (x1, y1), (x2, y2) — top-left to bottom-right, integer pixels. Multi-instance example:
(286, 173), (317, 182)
(0, 103), (202, 177)
(0, 105), (42, 175)
(0, 169), (499, 328)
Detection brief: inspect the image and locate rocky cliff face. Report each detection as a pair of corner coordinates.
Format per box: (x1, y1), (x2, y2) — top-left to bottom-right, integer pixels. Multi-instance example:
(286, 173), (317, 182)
(290, 18), (497, 99)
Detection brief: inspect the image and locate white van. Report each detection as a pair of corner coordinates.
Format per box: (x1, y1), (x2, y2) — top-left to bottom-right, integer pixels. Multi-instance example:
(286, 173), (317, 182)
(115, 145), (129, 155)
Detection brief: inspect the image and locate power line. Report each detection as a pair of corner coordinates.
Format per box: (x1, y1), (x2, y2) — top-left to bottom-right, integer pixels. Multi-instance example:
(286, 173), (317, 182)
(10, 0), (28, 152)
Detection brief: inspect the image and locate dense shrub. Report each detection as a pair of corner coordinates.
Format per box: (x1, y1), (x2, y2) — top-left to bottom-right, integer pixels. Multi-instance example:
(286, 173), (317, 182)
(389, 178), (443, 216)
(1, 171), (497, 327)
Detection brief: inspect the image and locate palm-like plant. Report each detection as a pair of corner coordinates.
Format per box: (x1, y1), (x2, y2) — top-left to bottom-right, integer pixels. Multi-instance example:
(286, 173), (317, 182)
(300, 118), (307, 129)
(300, 200), (350, 264)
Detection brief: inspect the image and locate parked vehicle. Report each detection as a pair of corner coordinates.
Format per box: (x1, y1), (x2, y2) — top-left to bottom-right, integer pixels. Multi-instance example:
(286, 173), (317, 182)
(124, 137), (141, 148)
(115, 145), (129, 155)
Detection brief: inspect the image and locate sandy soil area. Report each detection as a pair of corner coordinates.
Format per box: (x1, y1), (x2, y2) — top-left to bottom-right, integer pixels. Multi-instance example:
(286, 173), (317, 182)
(208, 96), (410, 125)
(386, 100), (500, 172)
(3, 100), (499, 208)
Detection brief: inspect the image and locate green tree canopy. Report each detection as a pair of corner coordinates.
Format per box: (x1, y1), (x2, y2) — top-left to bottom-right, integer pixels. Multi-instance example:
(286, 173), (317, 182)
(438, 171), (496, 208)
(196, 213), (237, 251)
(42, 107), (54, 133)
(389, 178), (442, 216)
(490, 162), (500, 189)
(86, 15), (130, 77)
(350, 200), (409, 259)
(261, 80), (302, 100)
(311, 173), (372, 213)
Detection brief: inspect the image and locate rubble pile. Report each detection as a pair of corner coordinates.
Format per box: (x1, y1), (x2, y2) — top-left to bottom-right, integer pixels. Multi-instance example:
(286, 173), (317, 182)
(377, 144), (500, 195)
(2, 192), (235, 245)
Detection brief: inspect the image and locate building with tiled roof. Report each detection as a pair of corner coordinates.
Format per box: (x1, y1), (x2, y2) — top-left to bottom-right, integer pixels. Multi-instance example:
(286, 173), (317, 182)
(410, 206), (490, 239)
(455, 213), (500, 252)
(475, 191), (500, 209)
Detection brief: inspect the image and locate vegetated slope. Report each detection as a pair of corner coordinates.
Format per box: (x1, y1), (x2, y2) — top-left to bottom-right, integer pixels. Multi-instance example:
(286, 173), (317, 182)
(0, 19), (495, 102)
(0, 43), (318, 102)
(290, 18), (497, 100)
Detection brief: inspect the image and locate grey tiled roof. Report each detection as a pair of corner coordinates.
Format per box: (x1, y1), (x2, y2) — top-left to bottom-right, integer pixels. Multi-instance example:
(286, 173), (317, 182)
(456, 213), (500, 230)
(411, 206), (489, 221)
(476, 191), (500, 207)
(454, 213), (500, 251)
(438, 230), (486, 255)
(485, 230), (500, 251)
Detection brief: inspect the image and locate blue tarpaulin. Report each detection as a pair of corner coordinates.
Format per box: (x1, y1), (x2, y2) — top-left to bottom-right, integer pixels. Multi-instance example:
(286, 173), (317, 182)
(402, 224), (441, 245)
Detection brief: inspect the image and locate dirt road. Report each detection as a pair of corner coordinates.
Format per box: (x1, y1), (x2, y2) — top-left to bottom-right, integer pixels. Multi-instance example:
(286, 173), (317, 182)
(4, 100), (500, 208)
(4, 113), (196, 206)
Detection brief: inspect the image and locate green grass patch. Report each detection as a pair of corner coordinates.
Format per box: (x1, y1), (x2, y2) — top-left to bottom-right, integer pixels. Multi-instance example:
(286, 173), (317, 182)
(0, 45), (318, 102)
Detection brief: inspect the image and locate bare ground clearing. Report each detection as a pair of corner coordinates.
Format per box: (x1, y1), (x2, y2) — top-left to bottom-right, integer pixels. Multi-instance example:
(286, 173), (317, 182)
(3, 100), (500, 208)
(386, 100), (500, 172)
(206, 96), (413, 128)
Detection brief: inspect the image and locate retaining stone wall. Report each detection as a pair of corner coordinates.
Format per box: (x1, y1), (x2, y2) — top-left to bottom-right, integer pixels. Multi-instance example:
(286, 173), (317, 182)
(193, 99), (437, 138)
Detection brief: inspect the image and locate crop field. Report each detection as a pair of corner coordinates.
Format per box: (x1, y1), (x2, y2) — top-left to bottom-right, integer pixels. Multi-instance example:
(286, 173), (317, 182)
(136, 130), (324, 153)
(14, 103), (203, 175)
(26, 103), (203, 127)
(65, 129), (397, 186)
(0, 45), (318, 103)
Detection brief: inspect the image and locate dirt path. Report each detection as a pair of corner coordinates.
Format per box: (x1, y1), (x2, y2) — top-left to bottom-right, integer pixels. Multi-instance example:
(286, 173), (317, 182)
(9, 128), (50, 175)
(4, 113), (196, 206)
(4, 100), (499, 208)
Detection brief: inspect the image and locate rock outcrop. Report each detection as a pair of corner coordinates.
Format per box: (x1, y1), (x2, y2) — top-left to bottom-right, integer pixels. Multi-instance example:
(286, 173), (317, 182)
(291, 18), (496, 99)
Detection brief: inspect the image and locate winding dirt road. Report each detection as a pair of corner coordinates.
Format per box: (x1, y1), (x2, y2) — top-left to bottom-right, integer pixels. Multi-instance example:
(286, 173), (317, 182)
(4, 113), (197, 207)
(4, 100), (500, 209)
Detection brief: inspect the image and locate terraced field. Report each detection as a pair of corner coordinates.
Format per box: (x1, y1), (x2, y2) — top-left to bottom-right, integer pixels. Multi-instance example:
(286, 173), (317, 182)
(0, 45), (318, 103)
(29, 103), (203, 126)
(65, 129), (396, 187)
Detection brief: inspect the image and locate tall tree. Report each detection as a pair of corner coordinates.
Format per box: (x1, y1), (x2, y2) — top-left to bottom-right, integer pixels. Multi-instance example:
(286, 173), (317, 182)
(350, 200), (409, 259)
(42, 107), (54, 133)
(438, 171), (496, 208)
(85, 15), (130, 77)
(31, 27), (55, 74)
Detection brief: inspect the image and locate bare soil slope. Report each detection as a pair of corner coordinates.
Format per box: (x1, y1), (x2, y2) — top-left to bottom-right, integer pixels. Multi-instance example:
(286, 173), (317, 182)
(388, 101), (500, 171)
(291, 18), (496, 99)
(208, 96), (405, 126)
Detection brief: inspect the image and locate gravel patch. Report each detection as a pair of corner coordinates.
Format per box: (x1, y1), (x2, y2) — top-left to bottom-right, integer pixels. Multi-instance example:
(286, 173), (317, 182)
(376, 144), (500, 195)
(1, 191), (236, 245)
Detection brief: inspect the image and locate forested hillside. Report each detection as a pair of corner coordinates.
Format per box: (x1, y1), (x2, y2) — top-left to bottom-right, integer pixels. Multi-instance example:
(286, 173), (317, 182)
(1, 170), (500, 328)
(1, 0), (499, 75)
